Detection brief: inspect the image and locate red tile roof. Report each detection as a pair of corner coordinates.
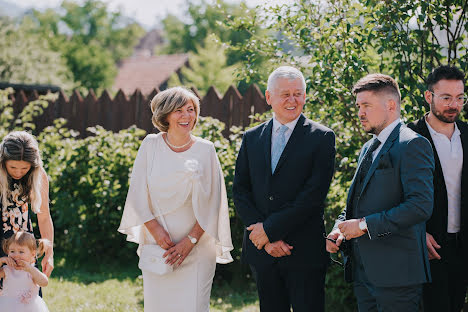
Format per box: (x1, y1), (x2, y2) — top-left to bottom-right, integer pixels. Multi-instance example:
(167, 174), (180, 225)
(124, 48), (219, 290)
(113, 54), (189, 95)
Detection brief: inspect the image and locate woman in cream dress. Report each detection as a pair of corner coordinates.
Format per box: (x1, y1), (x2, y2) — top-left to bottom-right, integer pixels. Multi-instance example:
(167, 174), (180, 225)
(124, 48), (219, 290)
(118, 87), (233, 312)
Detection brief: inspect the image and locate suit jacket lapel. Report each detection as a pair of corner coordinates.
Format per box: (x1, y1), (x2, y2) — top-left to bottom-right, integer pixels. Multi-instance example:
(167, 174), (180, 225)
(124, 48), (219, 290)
(273, 114), (306, 175)
(359, 122), (401, 196)
(346, 147), (367, 212)
(416, 116), (446, 198)
(262, 119), (274, 175)
(418, 115), (442, 172)
(457, 120), (468, 228)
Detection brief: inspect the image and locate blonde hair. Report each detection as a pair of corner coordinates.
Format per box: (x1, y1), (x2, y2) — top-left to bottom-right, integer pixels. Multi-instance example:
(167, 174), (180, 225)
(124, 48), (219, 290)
(2, 231), (49, 259)
(0, 131), (44, 213)
(150, 87), (200, 132)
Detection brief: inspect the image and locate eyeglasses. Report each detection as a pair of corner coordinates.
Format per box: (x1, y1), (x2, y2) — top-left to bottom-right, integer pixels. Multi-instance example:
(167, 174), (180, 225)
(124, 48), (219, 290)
(430, 92), (468, 107)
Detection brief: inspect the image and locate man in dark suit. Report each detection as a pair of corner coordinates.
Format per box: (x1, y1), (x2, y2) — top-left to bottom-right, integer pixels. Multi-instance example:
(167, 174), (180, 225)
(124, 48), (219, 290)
(407, 65), (468, 312)
(326, 74), (435, 311)
(233, 66), (335, 311)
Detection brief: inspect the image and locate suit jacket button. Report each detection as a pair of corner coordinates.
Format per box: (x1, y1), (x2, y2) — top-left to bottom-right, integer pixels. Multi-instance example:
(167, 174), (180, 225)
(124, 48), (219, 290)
(269, 196), (274, 201)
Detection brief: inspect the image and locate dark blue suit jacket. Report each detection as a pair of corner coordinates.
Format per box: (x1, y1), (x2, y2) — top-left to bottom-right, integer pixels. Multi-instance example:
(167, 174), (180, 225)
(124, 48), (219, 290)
(339, 122), (435, 287)
(233, 114), (335, 268)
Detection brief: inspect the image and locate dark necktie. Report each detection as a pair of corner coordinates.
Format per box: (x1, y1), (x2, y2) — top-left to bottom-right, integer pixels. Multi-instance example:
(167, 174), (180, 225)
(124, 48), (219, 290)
(357, 138), (381, 183)
(351, 138), (381, 218)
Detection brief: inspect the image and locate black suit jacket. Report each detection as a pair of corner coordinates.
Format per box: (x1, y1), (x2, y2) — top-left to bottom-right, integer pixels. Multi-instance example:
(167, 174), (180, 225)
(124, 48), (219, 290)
(233, 114), (335, 268)
(408, 116), (468, 273)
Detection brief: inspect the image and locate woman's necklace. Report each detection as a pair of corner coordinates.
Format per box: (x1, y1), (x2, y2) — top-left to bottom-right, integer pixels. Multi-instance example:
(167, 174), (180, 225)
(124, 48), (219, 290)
(165, 133), (193, 149)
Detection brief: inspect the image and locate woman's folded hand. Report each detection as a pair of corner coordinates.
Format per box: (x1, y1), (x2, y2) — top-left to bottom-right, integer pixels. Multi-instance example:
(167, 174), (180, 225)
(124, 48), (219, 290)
(163, 237), (194, 267)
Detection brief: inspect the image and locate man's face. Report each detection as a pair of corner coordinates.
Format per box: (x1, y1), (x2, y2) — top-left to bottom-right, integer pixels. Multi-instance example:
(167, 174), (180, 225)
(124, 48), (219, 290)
(426, 79), (465, 123)
(356, 90), (392, 135)
(265, 78), (306, 124)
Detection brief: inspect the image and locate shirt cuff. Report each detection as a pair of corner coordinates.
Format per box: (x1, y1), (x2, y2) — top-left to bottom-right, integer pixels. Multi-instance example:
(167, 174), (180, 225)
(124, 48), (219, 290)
(360, 217), (372, 240)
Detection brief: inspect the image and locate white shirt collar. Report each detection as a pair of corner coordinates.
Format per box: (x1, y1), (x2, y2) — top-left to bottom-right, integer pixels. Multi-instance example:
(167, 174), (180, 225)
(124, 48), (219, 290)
(425, 116), (461, 138)
(373, 118), (401, 144)
(272, 114), (301, 133)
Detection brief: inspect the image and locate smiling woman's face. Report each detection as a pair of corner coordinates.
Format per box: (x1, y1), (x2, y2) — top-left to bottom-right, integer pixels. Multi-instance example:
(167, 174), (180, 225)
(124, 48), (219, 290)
(166, 101), (197, 134)
(5, 160), (32, 180)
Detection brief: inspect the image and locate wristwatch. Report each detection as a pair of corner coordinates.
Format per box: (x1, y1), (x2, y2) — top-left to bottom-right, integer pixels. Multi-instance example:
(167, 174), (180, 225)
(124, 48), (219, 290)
(188, 234), (198, 244)
(359, 217), (368, 232)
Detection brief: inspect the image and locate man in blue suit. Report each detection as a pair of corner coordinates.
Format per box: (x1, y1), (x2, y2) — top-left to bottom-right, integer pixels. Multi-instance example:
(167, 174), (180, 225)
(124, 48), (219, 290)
(233, 66), (335, 311)
(327, 74), (435, 311)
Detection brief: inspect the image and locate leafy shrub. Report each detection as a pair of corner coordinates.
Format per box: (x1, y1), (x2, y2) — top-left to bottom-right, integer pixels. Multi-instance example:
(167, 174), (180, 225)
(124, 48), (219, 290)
(39, 124), (145, 262)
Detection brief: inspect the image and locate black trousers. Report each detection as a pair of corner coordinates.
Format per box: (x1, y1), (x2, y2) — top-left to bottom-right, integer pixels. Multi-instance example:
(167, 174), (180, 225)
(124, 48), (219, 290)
(353, 245), (422, 312)
(250, 261), (326, 312)
(423, 234), (468, 312)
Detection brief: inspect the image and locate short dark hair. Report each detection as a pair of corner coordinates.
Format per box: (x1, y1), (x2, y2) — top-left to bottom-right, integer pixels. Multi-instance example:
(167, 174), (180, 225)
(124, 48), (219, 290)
(426, 65), (465, 91)
(352, 73), (401, 103)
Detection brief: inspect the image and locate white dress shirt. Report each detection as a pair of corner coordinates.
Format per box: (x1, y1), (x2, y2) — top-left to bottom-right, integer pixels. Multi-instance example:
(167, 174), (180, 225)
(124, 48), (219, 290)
(271, 114), (301, 154)
(372, 118), (401, 161)
(425, 118), (463, 233)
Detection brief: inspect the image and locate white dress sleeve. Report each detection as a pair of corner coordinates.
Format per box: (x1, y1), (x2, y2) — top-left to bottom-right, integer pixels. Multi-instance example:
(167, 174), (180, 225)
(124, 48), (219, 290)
(192, 143), (233, 264)
(118, 135), (156, 244)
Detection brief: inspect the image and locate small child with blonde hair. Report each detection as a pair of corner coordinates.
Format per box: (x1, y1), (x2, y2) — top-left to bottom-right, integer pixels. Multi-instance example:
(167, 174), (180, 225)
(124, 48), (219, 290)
(0, 231), (49, 311)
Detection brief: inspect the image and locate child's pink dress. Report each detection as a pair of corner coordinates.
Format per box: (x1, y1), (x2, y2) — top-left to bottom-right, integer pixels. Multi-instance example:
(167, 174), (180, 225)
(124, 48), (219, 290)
(0, 265), (49, 312)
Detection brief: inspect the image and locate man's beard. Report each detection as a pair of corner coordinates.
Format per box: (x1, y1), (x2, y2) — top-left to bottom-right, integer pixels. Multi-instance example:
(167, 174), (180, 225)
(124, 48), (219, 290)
(431, 101), (460, 123)
(361, 119), (386, 135)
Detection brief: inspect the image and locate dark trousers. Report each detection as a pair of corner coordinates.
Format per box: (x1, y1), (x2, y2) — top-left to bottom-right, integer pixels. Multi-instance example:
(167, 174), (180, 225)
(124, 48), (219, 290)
(353, 248), (422, 312)
(250, 261), (326, 312)
(423, 235), (468, 312)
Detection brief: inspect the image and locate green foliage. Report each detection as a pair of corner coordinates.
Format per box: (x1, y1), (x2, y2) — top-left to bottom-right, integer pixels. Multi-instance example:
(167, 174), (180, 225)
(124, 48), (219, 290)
(57, 0), (145, 63)
(168, 34), (239, 95)
(225, 0), (468, 308)
(61, 40), (117, 90)
(0, 18), (74, 90)
(160, 0), (263, 67)
(40, 125), (145, 261)
(29, 0), (145, 91)
(365, 0), (468, 119)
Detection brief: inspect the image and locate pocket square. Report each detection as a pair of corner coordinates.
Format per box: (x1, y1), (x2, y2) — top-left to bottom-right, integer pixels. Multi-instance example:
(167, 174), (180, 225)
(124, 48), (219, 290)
(376, 154), (393, 170)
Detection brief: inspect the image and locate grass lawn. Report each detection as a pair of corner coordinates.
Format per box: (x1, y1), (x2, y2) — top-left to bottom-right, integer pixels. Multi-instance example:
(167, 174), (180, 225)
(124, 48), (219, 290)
(43, 256), (259, 311)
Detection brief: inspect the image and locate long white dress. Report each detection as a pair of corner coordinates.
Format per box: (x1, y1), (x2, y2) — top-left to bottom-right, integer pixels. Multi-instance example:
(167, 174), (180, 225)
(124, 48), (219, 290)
(118, 133), (233, 312)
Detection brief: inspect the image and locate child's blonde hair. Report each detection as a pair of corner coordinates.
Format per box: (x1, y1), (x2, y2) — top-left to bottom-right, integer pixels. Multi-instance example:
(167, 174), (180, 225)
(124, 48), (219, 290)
(2, 231), (49, 259)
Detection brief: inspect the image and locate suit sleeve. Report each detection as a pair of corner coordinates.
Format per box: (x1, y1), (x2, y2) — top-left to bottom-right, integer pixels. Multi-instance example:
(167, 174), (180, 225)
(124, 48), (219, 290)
(263, 130), (336, 242)
(233, 132), (266, 227)
(365, 136), (435, 239)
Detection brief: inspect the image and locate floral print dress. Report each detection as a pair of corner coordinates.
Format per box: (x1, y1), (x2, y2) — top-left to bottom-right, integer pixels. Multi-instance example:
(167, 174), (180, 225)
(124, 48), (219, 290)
(0, 180), (33, 258)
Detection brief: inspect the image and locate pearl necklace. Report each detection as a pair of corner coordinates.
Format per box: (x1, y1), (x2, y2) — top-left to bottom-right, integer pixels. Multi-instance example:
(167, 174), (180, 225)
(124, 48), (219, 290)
(165, 134), (193, 149)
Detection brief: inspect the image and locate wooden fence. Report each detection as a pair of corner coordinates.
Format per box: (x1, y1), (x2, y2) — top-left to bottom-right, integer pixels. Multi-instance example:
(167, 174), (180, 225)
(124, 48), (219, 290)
(6, 84), (269, 136)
